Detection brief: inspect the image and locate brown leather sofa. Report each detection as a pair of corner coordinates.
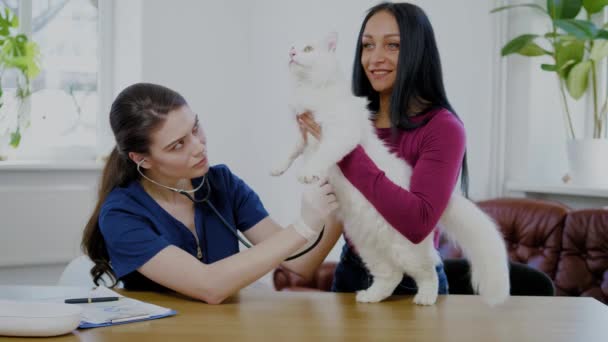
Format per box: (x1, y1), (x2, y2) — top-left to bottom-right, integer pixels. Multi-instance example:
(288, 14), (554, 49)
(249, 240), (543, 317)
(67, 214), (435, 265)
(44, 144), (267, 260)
(273, 198), (608, 304)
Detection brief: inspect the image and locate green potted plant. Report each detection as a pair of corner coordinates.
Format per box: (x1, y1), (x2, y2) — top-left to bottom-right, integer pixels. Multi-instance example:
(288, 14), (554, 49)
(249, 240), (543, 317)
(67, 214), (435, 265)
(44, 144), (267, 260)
(0, 7), (41, 158)
(493, 0), (608, 186)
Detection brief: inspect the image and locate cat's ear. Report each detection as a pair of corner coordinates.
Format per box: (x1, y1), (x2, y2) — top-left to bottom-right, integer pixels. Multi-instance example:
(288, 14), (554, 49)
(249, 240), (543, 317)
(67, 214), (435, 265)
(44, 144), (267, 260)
(325, 31), (338, 52)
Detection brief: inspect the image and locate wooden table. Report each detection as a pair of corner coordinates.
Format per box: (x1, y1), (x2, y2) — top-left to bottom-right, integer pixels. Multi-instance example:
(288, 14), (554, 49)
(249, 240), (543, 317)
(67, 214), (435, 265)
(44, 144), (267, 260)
(6, 289), (608, 341)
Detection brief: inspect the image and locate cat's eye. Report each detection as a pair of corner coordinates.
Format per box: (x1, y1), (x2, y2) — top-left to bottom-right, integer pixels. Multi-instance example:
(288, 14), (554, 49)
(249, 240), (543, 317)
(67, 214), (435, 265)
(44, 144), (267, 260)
(173, 141), (184, 150)
(303, 46), (313, 52)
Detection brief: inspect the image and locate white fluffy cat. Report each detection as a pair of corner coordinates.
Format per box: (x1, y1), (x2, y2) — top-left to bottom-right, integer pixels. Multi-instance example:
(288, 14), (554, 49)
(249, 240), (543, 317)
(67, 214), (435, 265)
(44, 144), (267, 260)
(271, 33), (510, 305)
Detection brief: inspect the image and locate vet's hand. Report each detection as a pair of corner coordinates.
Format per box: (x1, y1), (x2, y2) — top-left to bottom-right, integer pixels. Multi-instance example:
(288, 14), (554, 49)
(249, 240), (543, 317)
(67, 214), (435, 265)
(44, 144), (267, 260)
(295, 177), (338, 240)
(297, 112), (322, 142)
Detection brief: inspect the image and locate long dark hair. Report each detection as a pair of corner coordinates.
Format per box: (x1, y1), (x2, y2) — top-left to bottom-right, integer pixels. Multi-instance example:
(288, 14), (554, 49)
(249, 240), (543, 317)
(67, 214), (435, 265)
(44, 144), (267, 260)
(352, 2), (469, 197)
(81, 83), (188, 286)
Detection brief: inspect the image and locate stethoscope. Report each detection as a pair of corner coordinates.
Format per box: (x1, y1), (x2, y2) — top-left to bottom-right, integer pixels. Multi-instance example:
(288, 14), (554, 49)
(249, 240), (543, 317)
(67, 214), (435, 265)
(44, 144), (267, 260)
(137, 160), (323, 261)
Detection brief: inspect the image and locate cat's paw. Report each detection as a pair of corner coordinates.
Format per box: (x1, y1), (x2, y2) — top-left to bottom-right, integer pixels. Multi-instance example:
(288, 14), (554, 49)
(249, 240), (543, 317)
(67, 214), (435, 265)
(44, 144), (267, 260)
(270, 165), (288, 177)
(270, 159), (295, 177)
(297, 173), (320, 184)
(413, 289), (437, 306)
(270, 169), (284, 177)
(297, 164), (326, 184)
(355, 289), (387, 303)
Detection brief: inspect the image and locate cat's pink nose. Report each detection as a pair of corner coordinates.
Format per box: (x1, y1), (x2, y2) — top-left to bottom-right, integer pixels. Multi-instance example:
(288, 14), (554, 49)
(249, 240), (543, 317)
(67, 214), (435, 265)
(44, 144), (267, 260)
(289, 48), (296, 58)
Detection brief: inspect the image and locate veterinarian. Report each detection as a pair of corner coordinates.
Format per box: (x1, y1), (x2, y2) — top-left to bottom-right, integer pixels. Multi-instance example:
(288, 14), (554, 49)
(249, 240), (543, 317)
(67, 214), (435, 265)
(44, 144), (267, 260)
(81, 82), (343, 304)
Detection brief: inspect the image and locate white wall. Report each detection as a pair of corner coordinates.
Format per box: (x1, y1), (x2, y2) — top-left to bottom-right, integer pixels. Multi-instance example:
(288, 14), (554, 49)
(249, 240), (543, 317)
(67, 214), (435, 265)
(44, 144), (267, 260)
(1, 0), (502, 285)
(137, 0), (500, 215)
(4, 0), (606, 288)
(139, 0), (254, 178)
(136, 0), (500, 263)
(0, 167), (99, 285)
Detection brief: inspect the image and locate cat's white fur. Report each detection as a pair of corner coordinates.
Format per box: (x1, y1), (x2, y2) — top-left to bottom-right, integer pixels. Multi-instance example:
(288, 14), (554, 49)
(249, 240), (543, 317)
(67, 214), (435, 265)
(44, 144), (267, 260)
(272, 33), (510, 305)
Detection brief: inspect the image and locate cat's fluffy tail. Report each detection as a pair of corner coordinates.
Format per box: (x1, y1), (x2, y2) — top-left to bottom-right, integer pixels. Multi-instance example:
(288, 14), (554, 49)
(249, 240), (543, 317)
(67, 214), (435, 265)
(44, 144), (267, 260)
(440, 195), (510, 305)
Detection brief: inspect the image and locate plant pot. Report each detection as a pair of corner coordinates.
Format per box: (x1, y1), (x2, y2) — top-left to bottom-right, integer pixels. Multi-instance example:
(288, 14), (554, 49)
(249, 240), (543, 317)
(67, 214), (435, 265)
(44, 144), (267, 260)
(566, 139), (608, 187)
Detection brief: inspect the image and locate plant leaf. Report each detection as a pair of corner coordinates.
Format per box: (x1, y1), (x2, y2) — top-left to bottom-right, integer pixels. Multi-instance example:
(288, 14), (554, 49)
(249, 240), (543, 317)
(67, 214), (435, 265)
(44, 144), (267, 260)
(541, 64), (558, 71)
(547, 0), (582, 19)
(0, 36), (41, 80)
(501, 34), (540, 56)
(0, 9), (12, 36)
(558, 59), (577, 72)
(555, 19), (598, 39)
(9, 129), (21, 148)
(520, 42), (549, 56)
(583, 0), (608, 14)
(556, 40), (585, 77)
(9, 9), (18, 28)
(491, 3), (547, 15)
(546, 32), (577, 41)
(590, 40), (608, 61)
(597, 30), (608, 40)
(545, 32), (559, 39)
(567, 61), (591, 99)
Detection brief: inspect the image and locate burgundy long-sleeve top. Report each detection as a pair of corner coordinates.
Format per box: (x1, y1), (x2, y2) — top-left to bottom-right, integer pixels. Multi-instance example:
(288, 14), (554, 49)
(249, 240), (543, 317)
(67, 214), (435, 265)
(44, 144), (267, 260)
(337, 108), (466, 247)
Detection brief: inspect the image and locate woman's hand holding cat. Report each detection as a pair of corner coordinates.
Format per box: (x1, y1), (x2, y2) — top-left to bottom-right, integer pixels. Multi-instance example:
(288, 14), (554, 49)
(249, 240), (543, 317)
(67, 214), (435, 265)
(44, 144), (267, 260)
(297, 112), (336, 184)
(297, 112), (322, 142)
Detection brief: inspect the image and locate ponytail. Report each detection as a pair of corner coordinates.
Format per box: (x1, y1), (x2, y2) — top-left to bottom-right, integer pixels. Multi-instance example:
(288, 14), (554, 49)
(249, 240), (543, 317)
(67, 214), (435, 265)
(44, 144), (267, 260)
(81, 147), (138, 286)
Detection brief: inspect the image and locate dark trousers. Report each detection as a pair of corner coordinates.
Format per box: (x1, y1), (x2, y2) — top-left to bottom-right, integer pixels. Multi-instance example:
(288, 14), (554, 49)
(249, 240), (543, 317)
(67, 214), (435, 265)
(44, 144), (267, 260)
(331, 244), (449, 295)
(331, 245), (555, 297)
(443, 258), (555, 296)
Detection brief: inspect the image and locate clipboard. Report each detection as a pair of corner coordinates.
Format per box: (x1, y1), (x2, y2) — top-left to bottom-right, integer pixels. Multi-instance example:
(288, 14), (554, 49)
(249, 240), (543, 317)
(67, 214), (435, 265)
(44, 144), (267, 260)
(75, 288), (176, 328)
(0, 285), (177, 329)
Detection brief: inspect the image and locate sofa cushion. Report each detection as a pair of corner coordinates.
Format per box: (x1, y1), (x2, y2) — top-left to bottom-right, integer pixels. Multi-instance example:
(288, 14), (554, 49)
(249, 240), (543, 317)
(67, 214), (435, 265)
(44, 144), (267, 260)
(274, 262), (337, 292)
(439, 198), (568, 279)
(555, 209), (608, 302)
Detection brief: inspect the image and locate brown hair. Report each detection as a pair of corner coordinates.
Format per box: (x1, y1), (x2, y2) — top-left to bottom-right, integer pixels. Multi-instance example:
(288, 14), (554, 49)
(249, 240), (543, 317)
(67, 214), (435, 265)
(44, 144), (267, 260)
(81, 83), (187, 286)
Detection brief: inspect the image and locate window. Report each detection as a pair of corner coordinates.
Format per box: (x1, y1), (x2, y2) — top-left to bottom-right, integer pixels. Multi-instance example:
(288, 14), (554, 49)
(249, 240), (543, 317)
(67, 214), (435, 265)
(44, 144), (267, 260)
(0, 0), (110, 161)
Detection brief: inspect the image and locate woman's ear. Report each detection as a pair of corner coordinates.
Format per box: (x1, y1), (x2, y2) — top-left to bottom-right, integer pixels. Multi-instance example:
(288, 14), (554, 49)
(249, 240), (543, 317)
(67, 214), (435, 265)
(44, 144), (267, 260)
(128, 152), (150, 169)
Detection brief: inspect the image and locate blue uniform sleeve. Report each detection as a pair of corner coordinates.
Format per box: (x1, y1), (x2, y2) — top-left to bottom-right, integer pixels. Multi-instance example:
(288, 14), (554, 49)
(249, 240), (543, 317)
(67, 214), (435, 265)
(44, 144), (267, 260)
(222, 166), (269, 232)
(99, 207), (171, 279)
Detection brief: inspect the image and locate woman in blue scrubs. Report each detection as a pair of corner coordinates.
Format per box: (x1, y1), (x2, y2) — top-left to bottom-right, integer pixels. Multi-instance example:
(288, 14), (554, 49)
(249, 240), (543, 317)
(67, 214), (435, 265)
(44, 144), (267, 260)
(81, 83), (341, 304)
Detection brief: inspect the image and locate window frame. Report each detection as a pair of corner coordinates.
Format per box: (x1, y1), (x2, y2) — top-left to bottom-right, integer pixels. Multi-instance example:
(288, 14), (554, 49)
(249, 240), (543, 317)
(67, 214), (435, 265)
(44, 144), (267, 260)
(11, 0), (114, 162)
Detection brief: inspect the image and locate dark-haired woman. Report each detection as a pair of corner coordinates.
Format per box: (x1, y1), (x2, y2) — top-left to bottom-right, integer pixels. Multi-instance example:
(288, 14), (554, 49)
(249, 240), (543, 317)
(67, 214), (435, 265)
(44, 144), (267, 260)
(298, 2), (554, 297)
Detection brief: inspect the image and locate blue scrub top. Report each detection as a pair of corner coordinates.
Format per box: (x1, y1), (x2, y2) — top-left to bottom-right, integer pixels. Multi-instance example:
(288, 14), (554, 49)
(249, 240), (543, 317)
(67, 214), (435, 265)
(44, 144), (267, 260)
(99, 164), (269, 290)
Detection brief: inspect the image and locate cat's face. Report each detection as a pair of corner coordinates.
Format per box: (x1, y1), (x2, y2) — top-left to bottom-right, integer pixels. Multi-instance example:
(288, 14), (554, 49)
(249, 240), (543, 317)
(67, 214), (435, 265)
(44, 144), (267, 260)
(288, 32), (338, 85)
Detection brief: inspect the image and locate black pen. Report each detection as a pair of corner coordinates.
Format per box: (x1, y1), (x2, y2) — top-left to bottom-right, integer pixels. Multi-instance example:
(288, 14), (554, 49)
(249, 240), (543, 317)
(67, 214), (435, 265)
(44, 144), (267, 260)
(64, 296), (120, 304)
